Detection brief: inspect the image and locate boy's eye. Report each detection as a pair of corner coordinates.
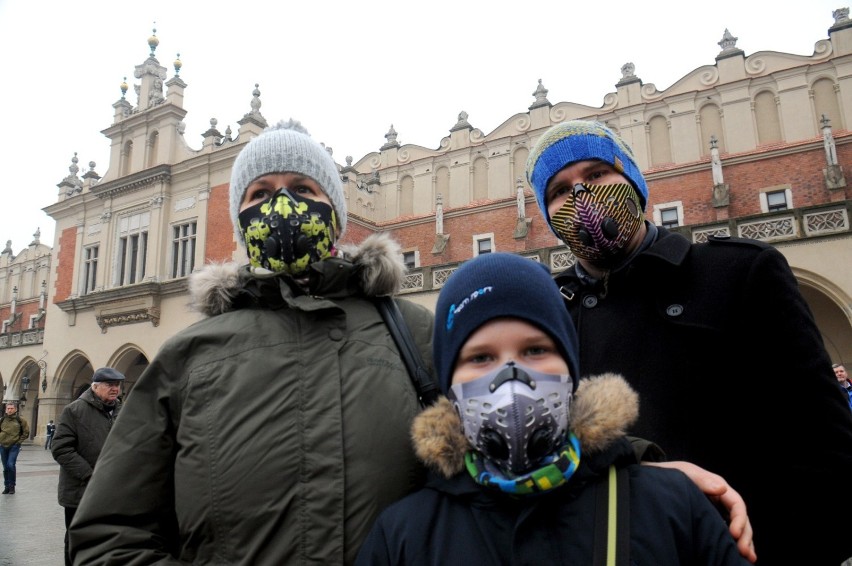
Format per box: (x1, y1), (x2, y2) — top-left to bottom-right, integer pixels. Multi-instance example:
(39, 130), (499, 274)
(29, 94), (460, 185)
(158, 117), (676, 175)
(466, 353), (493, 365)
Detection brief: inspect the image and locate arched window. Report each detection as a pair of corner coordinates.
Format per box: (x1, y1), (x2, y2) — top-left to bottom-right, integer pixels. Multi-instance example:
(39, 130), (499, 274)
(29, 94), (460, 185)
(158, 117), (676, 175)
(147, 131), (159, 169)
(699, 104), (725, 156)
(399, 175), (414, 216)
(648, 115), (672, 166)
(435, 166), (450, 207)
(813, 78), (842, 131)
(755, 91), (782, 144)
(121, 140), (133, 177)
(472, 157), (488, 201)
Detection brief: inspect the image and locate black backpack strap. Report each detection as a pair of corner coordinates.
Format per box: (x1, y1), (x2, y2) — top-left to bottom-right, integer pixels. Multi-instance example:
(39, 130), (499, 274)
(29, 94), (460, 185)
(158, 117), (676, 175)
(592, 465), (631, 566)
(375, 296), (439, 407)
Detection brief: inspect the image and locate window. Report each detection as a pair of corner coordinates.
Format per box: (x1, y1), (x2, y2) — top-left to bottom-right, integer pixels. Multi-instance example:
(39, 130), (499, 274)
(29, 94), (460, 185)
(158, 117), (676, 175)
(758, 186), (792, 213)
(766, 190), (788, 212)
(652, 201), (683, 229)
(116, 212), (150, 286)
(472, 233), (495, 256)
(402, 251), (416, 270)
(172, 221), (197, 278)
(82, 245), (98, 294)
(660, 207), (680, 229)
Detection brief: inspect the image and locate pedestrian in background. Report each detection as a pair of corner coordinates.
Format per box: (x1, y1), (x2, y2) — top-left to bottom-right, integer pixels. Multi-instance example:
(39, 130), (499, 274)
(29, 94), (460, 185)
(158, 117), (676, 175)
(45, 419), (56, 450)
(526, 119), (852, 565)
(834, 363), (852, 411)
(51, 367), (124, 566)
(0, 402), (29, 494)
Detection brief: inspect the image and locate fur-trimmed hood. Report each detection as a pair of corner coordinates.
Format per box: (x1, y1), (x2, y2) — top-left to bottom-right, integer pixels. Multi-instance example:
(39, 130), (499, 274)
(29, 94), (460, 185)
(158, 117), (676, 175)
(412, 373), (639, 478)
(188, 232), (408, 317)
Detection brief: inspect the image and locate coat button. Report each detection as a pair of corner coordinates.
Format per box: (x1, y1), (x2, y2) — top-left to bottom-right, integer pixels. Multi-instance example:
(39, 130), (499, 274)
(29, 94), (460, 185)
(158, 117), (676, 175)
(328, 328), (344, 341)
(666, 304), (684, 317)
(582, 295), (598, 308)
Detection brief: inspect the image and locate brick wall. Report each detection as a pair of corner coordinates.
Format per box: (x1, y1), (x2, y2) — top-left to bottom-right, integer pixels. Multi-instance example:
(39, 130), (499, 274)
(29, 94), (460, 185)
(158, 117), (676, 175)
(205, 182), (237, 264)
(53, 226), (77, 303)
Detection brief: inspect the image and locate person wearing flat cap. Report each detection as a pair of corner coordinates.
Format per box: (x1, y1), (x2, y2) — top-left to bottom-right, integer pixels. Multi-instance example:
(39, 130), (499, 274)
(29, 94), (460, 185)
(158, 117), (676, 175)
(51, 367), (125, 566)
(67, 119), (435, 565)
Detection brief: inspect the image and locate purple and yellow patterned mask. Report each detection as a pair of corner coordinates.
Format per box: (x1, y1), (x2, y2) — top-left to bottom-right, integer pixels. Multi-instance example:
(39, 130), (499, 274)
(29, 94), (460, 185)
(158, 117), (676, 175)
(551, 182), (644, 263)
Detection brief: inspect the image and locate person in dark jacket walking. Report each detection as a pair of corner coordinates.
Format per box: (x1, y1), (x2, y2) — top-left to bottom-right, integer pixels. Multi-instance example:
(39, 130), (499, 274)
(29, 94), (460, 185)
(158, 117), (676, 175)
(0, 402), (29, 494)
(356, 252), (750, 565)
(525, 119), (852, 565)
(45, 419), (56, 450)
(51, 367), (124, 566)
(67, 119), (436, 565)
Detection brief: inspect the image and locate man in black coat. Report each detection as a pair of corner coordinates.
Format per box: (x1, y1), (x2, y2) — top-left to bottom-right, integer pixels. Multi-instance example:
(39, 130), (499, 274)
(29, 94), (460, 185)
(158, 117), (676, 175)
(526, 120), (852, 565)
(51, 367), (124, 566)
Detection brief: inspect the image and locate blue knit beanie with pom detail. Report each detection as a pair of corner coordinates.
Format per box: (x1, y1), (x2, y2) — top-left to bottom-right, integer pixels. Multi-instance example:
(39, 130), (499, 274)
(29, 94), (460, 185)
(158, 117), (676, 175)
(228, 119), (346, 245)
(432, 252), (580, 395)
(526, 120), (648, 237)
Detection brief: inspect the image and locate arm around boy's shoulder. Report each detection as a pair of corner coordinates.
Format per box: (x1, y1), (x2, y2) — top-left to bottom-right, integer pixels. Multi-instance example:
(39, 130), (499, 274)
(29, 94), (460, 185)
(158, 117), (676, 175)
(630, 464), (751, 565)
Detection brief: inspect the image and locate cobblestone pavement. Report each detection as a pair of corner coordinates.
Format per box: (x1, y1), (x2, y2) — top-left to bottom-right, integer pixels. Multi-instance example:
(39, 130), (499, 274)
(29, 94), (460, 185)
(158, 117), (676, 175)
(0, 443), (65, 565)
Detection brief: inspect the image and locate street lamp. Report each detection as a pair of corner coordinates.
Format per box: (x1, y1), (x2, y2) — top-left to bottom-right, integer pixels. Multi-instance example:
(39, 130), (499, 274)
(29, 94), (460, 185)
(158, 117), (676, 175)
(20, 374), (30, 406)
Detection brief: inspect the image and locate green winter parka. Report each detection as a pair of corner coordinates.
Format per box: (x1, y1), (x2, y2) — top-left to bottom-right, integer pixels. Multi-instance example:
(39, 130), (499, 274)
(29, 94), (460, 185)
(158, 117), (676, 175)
(69, 233), (435, 565)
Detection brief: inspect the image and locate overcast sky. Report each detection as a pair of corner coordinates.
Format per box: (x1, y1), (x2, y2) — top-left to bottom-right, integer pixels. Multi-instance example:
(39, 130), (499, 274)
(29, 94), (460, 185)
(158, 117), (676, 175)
(0, 0), (841, 253)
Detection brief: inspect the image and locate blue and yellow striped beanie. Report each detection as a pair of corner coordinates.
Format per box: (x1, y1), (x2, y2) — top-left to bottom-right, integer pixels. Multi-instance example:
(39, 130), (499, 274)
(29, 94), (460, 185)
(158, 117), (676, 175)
(526, 120), (649, 235)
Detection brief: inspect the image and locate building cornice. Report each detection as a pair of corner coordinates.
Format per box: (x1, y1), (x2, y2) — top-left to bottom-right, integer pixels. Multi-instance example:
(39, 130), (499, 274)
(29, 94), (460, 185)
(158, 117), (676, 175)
(90, 164), (171, 199)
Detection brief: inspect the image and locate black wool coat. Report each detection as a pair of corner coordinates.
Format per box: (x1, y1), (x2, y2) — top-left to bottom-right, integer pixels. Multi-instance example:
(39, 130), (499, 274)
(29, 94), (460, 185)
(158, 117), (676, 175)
(356, 376), (748, 566)
(555, 226), (852, 565)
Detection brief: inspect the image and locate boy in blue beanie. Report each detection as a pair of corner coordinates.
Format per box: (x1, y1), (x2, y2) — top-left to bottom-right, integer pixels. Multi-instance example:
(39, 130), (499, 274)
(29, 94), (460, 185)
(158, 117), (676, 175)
(526, 120), (852, 565)
(356, 252), (749, 565)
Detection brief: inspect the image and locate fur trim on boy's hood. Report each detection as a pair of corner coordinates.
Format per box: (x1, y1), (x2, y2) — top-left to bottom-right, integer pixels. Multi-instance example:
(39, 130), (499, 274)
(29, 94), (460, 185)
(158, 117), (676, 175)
(412, 373), (639, 479)
(188, 232), (407, 317)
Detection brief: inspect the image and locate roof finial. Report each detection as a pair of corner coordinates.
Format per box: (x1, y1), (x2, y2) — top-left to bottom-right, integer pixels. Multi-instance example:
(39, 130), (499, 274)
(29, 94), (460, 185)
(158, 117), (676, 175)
(148, 22), (159, 56)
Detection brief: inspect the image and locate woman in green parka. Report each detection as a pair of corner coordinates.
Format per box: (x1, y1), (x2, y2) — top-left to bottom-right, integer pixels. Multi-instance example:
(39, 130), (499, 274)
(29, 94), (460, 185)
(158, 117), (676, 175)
(68, 119), (435, 565)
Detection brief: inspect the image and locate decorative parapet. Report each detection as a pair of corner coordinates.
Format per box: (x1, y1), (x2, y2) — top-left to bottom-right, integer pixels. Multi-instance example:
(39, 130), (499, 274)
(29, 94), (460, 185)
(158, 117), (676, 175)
(432, 266), (457, 289)
(550, 249), (576, 272)
(688, 205), (849, 244)
(0, 329), (44, 349)
(692, 225), (731, 243)
(738, 216), (797, 241)
(803, 207), (849, 235)
(400, 271), (424, 293)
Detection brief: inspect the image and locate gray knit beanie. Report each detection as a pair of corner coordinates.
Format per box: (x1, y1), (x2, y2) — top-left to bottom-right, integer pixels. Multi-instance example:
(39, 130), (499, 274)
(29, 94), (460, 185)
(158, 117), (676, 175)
(228, 119), (346, 244)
